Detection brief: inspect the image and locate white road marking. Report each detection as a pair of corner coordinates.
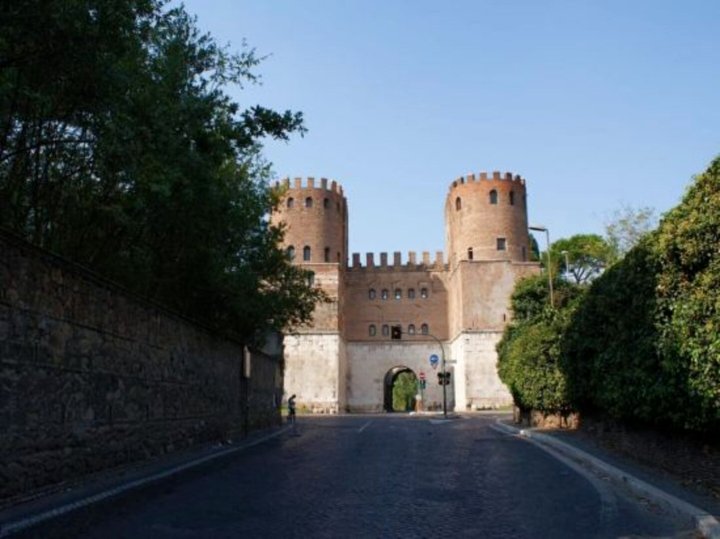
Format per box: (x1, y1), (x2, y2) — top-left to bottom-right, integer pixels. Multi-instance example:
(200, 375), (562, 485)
(357, 421), (372, 433)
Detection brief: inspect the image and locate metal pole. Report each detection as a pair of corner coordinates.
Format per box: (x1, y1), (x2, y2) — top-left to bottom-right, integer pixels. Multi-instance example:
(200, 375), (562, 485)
(561, 250), (570, 280)
(545, 229), (554, 308)
(426, 332), (448, 419)
(530, 225), (554, 309)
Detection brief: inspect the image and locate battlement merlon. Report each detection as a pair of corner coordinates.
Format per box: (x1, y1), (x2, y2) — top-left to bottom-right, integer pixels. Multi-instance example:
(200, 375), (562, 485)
(273, 177), (345, 196)
(348, 250), (446, 270)
(447, 171), (526, 192)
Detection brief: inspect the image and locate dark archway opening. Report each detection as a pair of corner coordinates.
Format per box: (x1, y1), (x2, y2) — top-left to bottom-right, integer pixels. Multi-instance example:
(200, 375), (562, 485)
(383, 367), (418, 412)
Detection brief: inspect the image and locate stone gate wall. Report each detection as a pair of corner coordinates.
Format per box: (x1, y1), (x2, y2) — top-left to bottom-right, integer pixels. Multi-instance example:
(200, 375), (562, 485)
(0, 230), (281, 503)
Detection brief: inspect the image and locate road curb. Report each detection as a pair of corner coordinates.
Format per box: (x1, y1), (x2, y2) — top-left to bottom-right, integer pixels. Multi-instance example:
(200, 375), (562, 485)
(0, 426), (291, 538)
(493, 420), (720, 539)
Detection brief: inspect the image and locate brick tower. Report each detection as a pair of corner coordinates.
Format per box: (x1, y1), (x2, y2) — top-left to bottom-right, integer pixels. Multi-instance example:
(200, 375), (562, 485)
(443, 171), (536, 409)
(270, 177), (348, 413)
(445, 171), (531, 266)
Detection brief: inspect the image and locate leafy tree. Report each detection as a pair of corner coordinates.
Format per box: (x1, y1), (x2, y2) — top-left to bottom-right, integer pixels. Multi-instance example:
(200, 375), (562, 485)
(560, 239), (672, 422)
(604, 204), (658, 259)
(551, 234), (614, 284)
(561, 156), (720, 432)
(498, 309), (574, 414)
(0, 1), (323, 341)
(654, 157), (720, 429)
(392, 372), (417, 412)
(498, 274), (582, 414)
(509, 274), (583, 321)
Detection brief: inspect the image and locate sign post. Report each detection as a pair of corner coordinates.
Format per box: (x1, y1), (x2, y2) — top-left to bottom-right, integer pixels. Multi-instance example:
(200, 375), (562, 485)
(425, 335), (449, 419)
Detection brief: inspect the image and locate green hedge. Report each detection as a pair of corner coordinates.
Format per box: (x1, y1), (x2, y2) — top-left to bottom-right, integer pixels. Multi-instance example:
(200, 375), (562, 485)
(497, 275), (581, 414)
(500, 156), (720, 433)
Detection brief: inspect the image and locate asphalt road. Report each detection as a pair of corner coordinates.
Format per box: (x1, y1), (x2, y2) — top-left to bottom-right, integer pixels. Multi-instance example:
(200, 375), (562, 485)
(25, 414), (695, 538)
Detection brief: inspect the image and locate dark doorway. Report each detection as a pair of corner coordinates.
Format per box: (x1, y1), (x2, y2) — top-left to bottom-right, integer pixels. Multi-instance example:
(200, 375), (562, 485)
(383, 367), (418, 412)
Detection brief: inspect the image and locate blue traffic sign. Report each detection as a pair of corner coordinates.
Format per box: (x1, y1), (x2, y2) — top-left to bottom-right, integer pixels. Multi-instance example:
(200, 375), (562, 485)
(429, 354), (440, 369)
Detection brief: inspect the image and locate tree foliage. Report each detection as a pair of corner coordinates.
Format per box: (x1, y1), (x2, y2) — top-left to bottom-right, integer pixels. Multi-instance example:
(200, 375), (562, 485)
(497, 274), (582, 413)
(604, 204), (658, 259)
(0, 0), (323, 340)
(560, 238), (672, 423)
(551, 234), (613, 284)
(654, 158), (720, 429)
(561, 159), (720, 432)
(392, 372), (417, 412)
(501, 156), (720, 435)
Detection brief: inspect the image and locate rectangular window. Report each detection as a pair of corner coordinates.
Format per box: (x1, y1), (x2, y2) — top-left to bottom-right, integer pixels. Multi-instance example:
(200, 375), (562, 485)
(496, 238), (506, 251)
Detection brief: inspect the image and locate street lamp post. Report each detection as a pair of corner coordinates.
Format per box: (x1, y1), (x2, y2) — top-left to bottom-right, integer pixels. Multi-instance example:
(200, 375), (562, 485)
(529, 225), (554, 308)
(561, 250), (570, 278)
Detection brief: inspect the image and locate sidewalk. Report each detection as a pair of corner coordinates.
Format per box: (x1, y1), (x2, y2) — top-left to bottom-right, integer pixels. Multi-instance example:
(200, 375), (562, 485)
(494, 418), (720, 539)
(0, 424), (290, 538)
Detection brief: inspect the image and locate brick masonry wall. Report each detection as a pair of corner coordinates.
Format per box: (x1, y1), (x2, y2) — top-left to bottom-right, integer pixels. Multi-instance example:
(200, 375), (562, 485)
(0, 231), (281, 503)
(343, 265), (449, 342)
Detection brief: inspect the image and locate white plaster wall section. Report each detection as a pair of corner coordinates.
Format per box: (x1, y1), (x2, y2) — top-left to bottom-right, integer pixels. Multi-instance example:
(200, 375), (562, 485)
(449, 336), (467, 412)
(458, 331), (512, 409)
(346, 342), (449, 412)
(283, 333), (342, 412)
(337, 338), (348, 410)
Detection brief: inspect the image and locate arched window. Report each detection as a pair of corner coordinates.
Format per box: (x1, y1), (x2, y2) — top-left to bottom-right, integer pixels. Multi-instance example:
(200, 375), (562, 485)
(303, 245), (311, 261)
(369, 324), (376, 337)
(421, 323), (429, 335)
(324, 247), (330, 262)
(489, 190), (498, 204)
(455, 197), (462, 211)
(336, 202), (341, 212)
(369, 288), (376, 300)
(323, 198), (330, 209)
(382, 324), (390, 337)
(408, 324), (416, 335)
(286, 245), (295, 260)
(497, 238), (506, 251)
(468, 247), (473, 260)
(408, 288), (416, 299)
(305, 197), (313, 208)
(381, 289), (389, 300)
(287, 197), (294, 209)
(394, 288), (402, 300)
(509, 190), (515, 205)
(307, 272), (315, 286)
(522, 246), (527, 261)
(420, 287), (428, 299)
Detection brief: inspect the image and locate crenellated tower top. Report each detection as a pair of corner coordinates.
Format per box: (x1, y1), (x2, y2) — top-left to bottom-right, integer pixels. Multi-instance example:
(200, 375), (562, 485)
(445, 170), (531, 266)
(274, 176), (345, 197)
(447, 171), (526, 192)
(270, 176), (349, 267)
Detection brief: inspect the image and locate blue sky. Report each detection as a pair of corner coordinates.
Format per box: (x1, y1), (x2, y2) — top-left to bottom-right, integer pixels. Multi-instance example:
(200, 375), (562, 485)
(181, 0), (719, 258)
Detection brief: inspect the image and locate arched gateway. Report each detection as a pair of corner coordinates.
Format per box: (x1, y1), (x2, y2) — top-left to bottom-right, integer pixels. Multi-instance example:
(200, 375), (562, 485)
(383, 366), (418, 413)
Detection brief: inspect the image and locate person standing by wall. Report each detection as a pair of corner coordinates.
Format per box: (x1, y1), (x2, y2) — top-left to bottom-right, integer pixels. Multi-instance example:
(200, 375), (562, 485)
(288, 394), (297, 425)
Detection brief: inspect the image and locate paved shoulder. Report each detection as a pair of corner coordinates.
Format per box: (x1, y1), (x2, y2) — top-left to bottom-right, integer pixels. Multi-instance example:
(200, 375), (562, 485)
(492, 420), (720, 539)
